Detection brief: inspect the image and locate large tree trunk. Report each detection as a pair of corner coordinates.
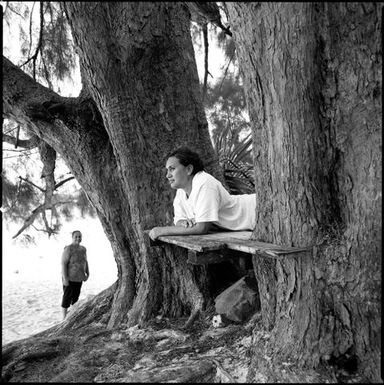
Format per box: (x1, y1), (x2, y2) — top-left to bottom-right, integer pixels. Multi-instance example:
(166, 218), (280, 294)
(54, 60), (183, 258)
(227, 2), (381, 382)
(3, 2), (222, 330)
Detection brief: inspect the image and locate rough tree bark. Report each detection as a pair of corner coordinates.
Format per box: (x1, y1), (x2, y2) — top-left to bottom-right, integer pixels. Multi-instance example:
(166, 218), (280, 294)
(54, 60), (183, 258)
(3, 2), (223, 330)
(226, 2), (381, 382)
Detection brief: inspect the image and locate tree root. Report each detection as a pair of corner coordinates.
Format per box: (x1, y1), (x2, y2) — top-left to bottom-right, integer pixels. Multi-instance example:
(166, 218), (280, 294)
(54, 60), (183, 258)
(1, 336), (70, 382)
(208, 358), (238, 383)
(183, 308), (201, 329)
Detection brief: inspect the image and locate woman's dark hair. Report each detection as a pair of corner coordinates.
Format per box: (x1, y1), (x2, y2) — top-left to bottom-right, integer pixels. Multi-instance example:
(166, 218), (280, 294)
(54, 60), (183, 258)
(167, 147), (204, 175)
(72, 230), (82, 237)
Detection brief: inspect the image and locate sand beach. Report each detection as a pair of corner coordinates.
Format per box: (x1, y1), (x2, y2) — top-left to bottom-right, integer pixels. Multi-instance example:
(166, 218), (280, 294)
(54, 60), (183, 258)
(2, 218), (118, 345)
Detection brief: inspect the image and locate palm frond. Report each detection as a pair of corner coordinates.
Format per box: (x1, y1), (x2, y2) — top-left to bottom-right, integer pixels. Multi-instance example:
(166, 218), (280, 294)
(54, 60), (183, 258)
(212, 129), (255, 195)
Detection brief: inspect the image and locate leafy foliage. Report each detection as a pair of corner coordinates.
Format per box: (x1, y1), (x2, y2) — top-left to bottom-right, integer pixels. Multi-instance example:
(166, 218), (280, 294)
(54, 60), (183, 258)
(40, 2), (77, 85)
(191, 15), (255, 196)
(2, 121), (95, 241)
(205, 73), (254, 195)
(57, 190), (97, 221)
(216, 29), (236, 62)
(212, 127), (255, 195)
(4, 2), (78, 89)
(2, 170), (40, 223)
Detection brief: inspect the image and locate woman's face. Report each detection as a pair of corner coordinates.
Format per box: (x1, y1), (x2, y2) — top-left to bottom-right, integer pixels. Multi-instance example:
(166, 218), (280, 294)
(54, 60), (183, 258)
(165, 156), (192, 190)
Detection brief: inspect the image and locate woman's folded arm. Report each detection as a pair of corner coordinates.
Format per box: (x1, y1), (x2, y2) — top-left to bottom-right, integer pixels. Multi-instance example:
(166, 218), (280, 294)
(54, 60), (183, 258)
(149, 222), (212, 240)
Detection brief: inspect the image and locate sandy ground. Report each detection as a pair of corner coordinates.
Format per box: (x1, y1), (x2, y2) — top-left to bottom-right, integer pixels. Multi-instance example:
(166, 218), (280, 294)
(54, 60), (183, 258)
(2, 218), (117, 346)
(2, 265), (117, 345)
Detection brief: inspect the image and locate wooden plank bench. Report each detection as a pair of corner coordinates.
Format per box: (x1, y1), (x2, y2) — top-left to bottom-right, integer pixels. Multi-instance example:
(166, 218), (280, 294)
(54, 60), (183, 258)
(147, 231), (313, 265)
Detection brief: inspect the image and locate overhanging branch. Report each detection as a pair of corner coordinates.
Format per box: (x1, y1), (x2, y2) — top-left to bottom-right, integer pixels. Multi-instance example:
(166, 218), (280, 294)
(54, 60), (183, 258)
(3, 56), (106, 148)
(2, 133), (40, 149)
(4, 56), (80, 140)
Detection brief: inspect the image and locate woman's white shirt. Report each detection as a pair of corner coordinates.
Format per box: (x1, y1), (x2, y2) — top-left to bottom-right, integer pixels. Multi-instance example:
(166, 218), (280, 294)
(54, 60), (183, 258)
(173, 171), (256, 231)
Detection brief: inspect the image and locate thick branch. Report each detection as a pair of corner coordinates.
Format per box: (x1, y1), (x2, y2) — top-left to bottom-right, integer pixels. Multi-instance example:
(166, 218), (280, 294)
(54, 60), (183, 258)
(37, 141), (57, 236)
(3, 57), (84, 144)
(2, 133), (40, 149)
(3, 55), (108, 161)
(38, 141), (56, 191)
(3, 56), (66, 125)
(15, 125), (20, 148)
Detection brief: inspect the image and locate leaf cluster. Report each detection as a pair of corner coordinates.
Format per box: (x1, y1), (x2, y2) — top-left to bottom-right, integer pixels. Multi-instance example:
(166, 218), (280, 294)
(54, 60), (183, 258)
(4, 1), (77, 90)
(205, 74), (254, 195)
(2, 170), (40, 223)
(39, 2), (77, 86)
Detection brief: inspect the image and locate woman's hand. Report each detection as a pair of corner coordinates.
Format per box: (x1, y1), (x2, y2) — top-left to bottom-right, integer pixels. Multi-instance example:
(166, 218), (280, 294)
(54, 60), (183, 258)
(176, 218), (196, 228)
(148, 227), (165, 241)
(149, 221), (212, 241)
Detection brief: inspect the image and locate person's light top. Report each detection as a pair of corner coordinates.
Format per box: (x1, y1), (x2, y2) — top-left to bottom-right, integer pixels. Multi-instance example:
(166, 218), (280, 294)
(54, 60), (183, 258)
(173, 171), (256, 231)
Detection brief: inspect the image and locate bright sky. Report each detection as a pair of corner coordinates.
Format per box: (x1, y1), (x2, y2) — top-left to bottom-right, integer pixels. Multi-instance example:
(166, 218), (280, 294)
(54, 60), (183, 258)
(194, 28), (228, 86)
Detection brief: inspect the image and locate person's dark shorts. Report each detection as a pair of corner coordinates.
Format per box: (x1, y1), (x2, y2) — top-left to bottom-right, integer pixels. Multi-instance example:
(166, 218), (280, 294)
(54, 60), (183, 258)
(61, 281), (83, 308)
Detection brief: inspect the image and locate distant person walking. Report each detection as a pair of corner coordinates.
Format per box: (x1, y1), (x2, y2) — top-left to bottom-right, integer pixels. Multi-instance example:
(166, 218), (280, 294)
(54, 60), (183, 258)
(61, 230), (89, 320)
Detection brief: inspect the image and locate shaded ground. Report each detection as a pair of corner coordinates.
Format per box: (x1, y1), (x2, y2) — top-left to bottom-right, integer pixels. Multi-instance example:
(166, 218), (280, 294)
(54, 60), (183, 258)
(2, 306), (365, 383)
